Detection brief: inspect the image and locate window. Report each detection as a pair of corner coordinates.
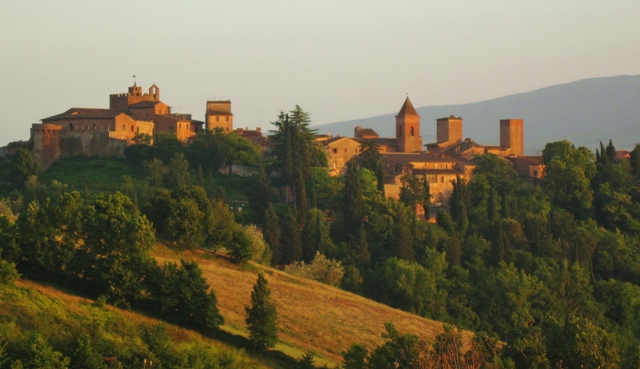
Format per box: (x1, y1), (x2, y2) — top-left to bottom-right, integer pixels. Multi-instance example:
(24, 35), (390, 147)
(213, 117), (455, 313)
(410, 127), (414, 136)
(216, 116), (219, 122)
(333, 148), (338, 154)
(226, 116), (229, 121)
(395, 166), (399, 173)
(179, 123), (181, 129)
(344, 148), (348, 153)
(440, 176), (444, 183)
(131, 125), (134, 132)
(533, 170), (538, 177)
(122, 124), (125, 131)
(69, 123), (74, 130)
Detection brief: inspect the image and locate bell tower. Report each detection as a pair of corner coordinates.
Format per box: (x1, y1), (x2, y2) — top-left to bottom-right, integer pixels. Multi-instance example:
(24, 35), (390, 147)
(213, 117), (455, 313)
(396, 97), (422, 152)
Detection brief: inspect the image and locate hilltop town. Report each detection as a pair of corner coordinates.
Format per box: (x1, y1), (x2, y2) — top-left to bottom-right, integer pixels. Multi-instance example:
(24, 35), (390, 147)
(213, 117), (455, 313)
(3, 83), (544, 209)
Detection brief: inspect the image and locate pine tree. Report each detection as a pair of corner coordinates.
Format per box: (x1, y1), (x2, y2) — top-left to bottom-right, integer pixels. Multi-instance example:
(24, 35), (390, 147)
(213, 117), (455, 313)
(263, 204), (281, 265)
(280, 208), (302, 265)
(245, 274), (278, 351)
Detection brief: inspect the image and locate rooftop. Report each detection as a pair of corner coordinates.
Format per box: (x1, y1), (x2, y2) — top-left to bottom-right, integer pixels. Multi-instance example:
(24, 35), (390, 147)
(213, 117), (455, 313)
(42, 108), (130, 121)
(397, 97), (418, 116)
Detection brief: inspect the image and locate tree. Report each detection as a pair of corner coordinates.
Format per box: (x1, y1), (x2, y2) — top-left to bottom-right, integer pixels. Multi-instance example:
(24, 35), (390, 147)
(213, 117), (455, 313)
(343, 161), (364, 239)
(133, 132), (152, 145)
(189, 128), (262, 174)
(165, 152), (192, 189)
(69, 335), (107, 369)
(142, 158), (165, 188)
(280, 208), (302, 265)
(228, 226), (254, 265)
(302, 208), (335, 263)
(245, 273), (278, 351)
(79, 192), (155, 307)
(263, 204), (281, 265)
(342, 343), (368, 369)
(359, 140), (385, 195)
(249, 164), (272, 217)
(10, 149), (40, 189)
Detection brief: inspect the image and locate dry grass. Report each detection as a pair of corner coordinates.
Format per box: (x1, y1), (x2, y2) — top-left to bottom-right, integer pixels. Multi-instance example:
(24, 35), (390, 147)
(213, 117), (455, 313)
(11, 279), (279, 369)
(153, 242), (473, 366)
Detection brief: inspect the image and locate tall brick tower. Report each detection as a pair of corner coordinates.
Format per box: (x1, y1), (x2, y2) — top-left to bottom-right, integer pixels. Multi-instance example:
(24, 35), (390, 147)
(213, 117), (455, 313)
(396, 97), (422, 152)
(500, 119), (524, 156)
(436, 116), (463, 145)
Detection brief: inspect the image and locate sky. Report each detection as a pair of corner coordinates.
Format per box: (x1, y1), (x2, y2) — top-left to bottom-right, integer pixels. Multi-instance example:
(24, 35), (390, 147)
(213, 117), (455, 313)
(1, 0), (639, 146)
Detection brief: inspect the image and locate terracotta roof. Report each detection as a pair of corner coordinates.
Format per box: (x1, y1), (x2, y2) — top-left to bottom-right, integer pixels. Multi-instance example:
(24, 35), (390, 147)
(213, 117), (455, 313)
(327, 136), (359, 144)
(382, 152), (458, 165)
(129, 101), (162, 108)
(397, 97), (418, 116)
(355, 128), (379, 137)
(509, 156), (544, 166)
(239, 130), (264, 138)
(42, 108), (130, 121)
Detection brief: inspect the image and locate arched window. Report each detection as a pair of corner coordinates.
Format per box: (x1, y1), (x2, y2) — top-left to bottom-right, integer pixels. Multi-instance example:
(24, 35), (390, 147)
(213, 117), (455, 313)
(226, 116), (229, 121)
(410, 127), (415, 136)
(179, 123), (182, 130)
(131, 125), (134, 132)
(440, 176), (444, 183)
(122, 124), (125, 131)
(69, 123), (74, 130)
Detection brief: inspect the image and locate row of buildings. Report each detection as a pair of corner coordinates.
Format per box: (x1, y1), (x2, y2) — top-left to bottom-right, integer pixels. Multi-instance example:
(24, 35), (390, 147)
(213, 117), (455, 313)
(23, 83), (543, 206)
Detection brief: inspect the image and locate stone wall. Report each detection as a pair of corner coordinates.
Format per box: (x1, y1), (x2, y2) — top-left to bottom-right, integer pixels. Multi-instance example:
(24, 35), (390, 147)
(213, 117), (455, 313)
(31, 123), (126, 169)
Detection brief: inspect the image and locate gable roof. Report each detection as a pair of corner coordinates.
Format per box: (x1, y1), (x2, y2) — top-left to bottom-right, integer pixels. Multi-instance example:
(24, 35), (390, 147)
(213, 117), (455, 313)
(42, 108), (130, 121)
(397, 97), (418, 116)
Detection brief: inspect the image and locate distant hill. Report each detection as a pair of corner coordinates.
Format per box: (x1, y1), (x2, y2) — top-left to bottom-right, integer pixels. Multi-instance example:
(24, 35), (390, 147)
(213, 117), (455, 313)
(311, 75), (640, 154)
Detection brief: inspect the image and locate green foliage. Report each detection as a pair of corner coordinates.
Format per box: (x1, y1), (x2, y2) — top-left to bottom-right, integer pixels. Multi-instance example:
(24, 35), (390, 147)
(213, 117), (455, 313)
(9, 149), (40, 190)
(146, 260), (224, 331)
(342, 343), (368, 369)
(245, 274), (278, 351)
(0, 258), (19, 285)
(249, 164), (272, 217)
(284, 252), (344, 286)
(228, 226), (254, 265)
(358, 140), (385, 195)
(280, 208), (302, 265)
(365, 258), (448, 320)
(263, 204), (281, 265)
(189, 129), (262, 174)
(302, 208), (335, 263)
(342, 161), (364, 239)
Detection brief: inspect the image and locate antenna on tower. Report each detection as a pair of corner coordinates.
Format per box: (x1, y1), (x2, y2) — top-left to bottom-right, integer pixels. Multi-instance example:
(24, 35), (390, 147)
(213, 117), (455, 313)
(133, 75), (137, 85)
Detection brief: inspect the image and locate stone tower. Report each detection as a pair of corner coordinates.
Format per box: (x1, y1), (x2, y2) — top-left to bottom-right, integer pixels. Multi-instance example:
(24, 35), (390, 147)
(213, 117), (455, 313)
(500, 119), (524, 156)
(109, 83), (161, 110)
(396, 97), (422, 152)
(205, 100), (233, 132)
(436, 116), (463, 145)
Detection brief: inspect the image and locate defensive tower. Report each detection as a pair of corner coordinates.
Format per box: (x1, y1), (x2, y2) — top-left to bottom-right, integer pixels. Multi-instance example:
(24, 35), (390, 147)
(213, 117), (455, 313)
(500, 119), (524, 156)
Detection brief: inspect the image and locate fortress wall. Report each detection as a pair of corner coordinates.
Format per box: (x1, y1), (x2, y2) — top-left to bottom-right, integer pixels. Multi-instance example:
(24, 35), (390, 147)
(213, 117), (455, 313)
(31, 124), (126, 169)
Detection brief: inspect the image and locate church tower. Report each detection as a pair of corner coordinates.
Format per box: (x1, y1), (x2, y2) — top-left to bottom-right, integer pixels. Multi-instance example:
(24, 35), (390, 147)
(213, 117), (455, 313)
(396, 97), (422, 152)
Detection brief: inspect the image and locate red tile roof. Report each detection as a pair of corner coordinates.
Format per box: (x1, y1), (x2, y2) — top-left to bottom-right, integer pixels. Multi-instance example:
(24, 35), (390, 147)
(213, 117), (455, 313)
(42, 108), (130, 121)
(397, 97), (418, 116)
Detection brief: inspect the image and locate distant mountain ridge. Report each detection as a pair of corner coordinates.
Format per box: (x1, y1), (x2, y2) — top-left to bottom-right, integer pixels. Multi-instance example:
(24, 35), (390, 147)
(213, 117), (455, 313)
(311, 75), (640, 154)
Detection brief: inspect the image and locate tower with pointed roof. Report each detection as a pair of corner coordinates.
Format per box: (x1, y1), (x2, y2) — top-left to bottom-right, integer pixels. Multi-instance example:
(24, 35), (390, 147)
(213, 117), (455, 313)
(396, 97), (422, 152)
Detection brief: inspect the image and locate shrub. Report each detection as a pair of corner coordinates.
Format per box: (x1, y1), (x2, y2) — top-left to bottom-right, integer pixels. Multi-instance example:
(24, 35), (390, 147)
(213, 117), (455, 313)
(284, 252), (344, 286)
(0, 259), (19, 285)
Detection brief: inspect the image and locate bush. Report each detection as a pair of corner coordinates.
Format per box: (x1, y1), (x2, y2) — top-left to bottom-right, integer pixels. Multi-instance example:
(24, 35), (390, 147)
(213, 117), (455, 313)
(285, 252), (344, 286)
(0, 259), (19, 285)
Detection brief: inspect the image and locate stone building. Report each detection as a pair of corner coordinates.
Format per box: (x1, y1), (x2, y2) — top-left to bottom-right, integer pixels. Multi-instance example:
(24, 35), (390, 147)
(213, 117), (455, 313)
(206, 101), (233, 132)
(31, 83), (204, 168)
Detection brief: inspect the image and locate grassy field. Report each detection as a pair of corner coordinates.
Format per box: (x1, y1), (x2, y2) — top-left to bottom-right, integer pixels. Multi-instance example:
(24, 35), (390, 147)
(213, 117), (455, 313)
(38, 157), (147, 192)
(1, 279), (286, 368)
(152, 242), (473, 367)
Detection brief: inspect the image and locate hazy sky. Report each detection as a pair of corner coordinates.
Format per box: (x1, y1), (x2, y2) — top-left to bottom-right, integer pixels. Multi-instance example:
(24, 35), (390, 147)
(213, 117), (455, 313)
(1, 0), (639, 146)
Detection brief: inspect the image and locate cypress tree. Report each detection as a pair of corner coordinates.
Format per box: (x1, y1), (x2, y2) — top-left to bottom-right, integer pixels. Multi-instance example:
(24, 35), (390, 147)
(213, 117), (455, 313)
(487, 188), (498, 223)
(422, 175), (431, 220)
(263, 204), (281, 265)
(491, 220), (505, 266)
(391, 208), (415, 261)
(630, 143), (640, 177)
(343, 161), (364, 239)
(447, 233), (462, 267)
(605, 139), (617, 162)
(280, 208), (302, 265)
(349, 225), (371, 270)
(245, 273), (278, 351)
(249, 164), (272, 217)
(295, 169), (307, 226)
(302, 208), (334, 263)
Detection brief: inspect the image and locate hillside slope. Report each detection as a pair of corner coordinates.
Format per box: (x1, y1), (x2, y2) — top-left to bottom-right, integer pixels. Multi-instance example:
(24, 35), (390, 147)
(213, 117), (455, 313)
(312, 75), (640, 153)
(0, 280), (282, 369)
(152, 243), (471, 367)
